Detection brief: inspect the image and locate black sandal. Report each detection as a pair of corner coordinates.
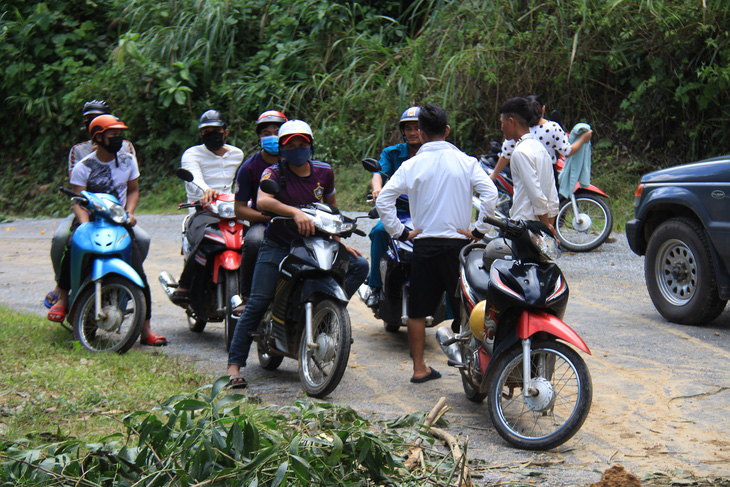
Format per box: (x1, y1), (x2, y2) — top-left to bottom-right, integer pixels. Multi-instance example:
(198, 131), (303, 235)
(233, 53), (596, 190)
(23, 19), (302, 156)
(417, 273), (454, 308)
(171, 289), (190, 305)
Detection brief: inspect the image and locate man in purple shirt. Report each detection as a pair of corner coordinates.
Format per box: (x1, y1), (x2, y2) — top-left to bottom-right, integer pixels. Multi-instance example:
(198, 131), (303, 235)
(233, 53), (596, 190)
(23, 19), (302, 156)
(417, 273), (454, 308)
(226, 120), (368, 388)
(234, 110), (288, 305)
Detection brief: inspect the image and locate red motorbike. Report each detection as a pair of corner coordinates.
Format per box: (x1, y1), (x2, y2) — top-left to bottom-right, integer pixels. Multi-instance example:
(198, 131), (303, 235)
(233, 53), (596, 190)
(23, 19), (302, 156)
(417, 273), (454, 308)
(159, 169), (246, 350)
(481, 137), (613, 252)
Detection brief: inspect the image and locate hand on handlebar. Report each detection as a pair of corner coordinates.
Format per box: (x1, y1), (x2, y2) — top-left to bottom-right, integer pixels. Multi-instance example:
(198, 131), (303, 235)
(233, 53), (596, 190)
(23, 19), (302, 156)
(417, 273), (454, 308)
(200, 189), (220, 206)
(293, 208), (315, 236)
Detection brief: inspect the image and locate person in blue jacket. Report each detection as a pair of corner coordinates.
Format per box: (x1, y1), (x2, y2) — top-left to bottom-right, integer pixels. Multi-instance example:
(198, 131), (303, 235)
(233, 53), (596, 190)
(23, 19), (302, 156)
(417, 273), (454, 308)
(365, 106), (422, 307)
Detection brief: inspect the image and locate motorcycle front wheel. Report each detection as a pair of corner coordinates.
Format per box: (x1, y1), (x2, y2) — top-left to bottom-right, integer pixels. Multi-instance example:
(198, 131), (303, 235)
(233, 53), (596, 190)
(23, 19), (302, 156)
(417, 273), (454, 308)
(71, 275), (146, 354)
(487, 340), (592, 450)
(555, 195), (613, 252)
(223, 269), (240, 352)
(298, 299), (352, 398)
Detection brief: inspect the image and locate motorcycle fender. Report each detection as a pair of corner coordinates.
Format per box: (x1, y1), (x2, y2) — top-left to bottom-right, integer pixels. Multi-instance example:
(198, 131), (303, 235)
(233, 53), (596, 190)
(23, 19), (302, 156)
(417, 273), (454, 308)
(517, 310), (591, 355)
(212, 250), (241, 283)
(92, 258), (144, 288)
(299, 276), (348, 304)
(576, 185), (608, 198)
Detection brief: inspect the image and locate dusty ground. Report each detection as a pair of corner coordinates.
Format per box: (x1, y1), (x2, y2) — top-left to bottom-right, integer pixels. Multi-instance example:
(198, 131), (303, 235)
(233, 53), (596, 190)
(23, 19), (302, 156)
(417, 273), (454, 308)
(1, 215), (729, 485)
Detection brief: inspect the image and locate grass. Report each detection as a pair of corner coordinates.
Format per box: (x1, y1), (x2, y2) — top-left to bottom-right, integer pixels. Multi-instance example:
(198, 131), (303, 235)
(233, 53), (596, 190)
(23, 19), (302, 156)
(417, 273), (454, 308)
(0, 306), (209, 442)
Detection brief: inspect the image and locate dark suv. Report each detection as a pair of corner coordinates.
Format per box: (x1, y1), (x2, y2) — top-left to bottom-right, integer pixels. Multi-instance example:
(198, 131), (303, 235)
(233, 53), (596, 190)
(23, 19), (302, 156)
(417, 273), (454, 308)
(626, 155), (730, 325)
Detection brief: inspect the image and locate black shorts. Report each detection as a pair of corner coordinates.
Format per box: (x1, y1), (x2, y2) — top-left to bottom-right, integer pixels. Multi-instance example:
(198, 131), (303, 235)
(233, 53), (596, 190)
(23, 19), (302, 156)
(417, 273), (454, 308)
(408, 238), (467, 319)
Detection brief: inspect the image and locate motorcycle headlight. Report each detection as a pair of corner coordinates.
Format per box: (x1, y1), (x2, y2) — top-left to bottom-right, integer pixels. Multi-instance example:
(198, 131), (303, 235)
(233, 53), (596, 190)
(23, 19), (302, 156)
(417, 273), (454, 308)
(529, 230), (559, 262)
(217, 202), (236, 219)
(312, 211), (352, 234)
(108, 203), (127, 224)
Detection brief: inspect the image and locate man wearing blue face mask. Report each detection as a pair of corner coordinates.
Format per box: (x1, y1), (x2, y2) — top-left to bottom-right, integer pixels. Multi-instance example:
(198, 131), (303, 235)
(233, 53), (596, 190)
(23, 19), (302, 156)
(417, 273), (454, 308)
(171, 110), (244, 305)
(233, 110), (288, 309)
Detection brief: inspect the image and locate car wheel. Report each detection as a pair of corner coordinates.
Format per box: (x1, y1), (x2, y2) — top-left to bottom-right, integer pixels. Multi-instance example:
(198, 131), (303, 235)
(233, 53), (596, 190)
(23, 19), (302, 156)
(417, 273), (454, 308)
(645, 217), (727, 325)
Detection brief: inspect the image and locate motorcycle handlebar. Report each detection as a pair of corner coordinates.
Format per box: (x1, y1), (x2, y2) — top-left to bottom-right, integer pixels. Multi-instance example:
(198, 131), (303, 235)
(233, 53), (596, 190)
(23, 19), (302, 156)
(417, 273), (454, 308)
(484, 215), (507, 230)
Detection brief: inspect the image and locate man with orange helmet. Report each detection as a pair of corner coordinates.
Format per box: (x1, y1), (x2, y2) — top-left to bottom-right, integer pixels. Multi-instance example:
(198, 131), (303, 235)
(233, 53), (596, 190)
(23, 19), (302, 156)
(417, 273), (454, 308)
(232, 110), (287, 307)
(48, 114), (167, 346)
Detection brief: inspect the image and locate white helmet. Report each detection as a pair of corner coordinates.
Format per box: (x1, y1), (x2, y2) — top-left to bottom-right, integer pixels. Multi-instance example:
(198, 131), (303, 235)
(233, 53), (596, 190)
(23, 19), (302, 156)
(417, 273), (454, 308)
(278, 119), (313, 146)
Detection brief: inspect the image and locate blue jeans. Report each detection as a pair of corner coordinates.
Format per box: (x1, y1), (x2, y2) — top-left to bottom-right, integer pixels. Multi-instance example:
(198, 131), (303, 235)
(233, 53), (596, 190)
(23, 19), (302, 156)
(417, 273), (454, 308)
(368, 220), (389, 288)
(227, 238), (369, 367)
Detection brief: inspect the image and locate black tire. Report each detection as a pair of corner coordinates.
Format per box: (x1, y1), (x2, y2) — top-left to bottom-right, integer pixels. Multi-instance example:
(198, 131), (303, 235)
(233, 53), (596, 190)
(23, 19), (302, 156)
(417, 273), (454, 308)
(487, 340), (592, 450)
(223, 269), (239, 352)
(461, 371), (487, 403)
(383, 319), (401, 333)
(298, 299), (352, 398)
(645, 217), (727, 325)
(70, 275), (145, 354)
(556, 195), (613, 252)
(187, 310), (206, 332)
(256, 310), (285, 370)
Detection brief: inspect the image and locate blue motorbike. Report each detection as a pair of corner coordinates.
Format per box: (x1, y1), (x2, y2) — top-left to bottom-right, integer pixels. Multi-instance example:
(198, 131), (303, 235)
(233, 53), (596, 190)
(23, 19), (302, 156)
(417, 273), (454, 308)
(59, 187), (146, 353)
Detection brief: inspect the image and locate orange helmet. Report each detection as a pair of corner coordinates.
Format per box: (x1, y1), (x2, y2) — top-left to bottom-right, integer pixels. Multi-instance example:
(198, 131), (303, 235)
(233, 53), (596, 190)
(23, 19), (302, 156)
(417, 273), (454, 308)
(256, 110), (287, 135)
(89, 114), (128, 138)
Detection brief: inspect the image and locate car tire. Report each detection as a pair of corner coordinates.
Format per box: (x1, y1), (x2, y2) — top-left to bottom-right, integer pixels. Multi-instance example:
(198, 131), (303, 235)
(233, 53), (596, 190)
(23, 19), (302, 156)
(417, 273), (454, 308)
(645, 217), (727, 325)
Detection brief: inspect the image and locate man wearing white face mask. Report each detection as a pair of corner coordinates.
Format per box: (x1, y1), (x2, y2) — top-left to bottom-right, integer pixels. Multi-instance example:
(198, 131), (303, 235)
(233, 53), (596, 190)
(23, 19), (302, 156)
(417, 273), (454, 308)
(171, 110), (244, 305)
(233, 110), (288, 308)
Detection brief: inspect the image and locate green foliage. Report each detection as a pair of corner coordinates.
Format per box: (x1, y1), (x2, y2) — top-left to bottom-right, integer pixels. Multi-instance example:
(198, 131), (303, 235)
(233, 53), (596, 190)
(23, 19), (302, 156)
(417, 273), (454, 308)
(2, 0), (730, 217)
(0, 376), (472, 486)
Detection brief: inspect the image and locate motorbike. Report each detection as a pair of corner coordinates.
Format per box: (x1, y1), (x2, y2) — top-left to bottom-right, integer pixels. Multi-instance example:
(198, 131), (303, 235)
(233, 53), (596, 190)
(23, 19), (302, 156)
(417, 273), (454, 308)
(57, 187), (146, 353)
(357, 158), (449, 332)
(481, 134), (613, 252)
(158, 168), (246, 351)
(251, 178), (366, 398)
(436, 214), (593, 450)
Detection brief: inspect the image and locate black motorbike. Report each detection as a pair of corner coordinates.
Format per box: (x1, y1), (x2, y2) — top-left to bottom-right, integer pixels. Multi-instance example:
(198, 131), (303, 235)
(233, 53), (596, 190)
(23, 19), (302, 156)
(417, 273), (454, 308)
(436, 214), (593, 450)
(358, 158), (448, 332)
(251, 179), (366, 398)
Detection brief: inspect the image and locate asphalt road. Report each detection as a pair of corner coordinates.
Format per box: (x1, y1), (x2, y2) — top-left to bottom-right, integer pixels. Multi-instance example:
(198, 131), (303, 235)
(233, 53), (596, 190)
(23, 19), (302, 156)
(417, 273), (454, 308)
(1, 214), (729, 485)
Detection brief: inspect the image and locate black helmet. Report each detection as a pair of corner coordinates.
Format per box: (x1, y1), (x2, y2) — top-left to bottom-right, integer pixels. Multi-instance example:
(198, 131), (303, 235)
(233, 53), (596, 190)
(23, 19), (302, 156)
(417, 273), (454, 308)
(82, 100), (111, 117)
(198, 109), (226, 130)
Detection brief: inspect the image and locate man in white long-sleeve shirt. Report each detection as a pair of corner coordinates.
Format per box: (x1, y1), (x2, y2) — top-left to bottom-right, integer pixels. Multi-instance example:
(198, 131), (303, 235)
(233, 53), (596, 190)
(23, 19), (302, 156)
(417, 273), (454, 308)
(499, 97), (559, 229)
(172, 110), (244, 304)
(376, 104), (498, 383)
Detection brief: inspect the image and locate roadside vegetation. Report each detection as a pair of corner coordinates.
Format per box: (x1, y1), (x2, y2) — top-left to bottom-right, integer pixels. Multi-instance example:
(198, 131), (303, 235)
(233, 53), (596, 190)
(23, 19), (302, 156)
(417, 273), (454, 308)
(2, 0), (729, 224)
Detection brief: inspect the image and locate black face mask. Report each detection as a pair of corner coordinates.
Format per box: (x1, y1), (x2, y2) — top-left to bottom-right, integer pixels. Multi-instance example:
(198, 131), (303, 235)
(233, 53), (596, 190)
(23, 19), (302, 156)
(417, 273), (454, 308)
(202, 132), (225, 152)
(101, 136), (124, 154)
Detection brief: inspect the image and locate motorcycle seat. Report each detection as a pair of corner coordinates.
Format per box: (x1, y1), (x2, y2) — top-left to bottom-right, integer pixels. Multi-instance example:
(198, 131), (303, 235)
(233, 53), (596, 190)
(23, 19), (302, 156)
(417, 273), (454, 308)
(464, 248), (490, 297)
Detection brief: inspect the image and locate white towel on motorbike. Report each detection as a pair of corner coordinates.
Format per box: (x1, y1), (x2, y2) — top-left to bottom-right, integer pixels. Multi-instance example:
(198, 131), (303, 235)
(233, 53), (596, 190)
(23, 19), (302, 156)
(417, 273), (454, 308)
(558, 123), (592, 199)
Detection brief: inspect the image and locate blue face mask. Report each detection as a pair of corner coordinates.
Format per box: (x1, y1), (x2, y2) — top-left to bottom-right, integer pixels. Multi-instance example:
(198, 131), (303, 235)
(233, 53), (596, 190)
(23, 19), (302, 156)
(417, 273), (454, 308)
(281, 146), (311, 167)
(260, 135), (279, 155)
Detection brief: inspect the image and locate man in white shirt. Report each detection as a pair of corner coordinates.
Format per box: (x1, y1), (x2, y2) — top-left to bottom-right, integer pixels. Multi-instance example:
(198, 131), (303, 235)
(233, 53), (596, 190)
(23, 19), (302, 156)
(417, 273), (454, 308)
(499, 97), (559, 230)
(376, 104), (498, 383)
(172, 110), (244, 304)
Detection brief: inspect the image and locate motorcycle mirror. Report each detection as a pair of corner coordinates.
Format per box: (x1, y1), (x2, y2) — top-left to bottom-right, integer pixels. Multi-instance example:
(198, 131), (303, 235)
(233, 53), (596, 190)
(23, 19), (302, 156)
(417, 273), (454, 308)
(176, 168), (194, 182)
(361, 158), (381, 173)
(259, 178), (280, 195)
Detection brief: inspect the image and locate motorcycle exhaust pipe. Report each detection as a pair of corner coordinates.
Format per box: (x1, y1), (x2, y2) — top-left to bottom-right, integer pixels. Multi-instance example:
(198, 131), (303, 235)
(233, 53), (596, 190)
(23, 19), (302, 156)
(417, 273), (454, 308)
(158, 271), (178, 299)
(435, 326), (464, 366)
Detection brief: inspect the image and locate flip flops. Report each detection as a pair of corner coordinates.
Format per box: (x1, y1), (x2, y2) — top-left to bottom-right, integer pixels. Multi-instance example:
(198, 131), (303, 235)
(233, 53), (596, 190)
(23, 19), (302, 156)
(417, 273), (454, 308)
(227, 373), (248, 389)
(140, 332), (168, 347)
(44, 290), (59, 309)
(410, 367), (442, 384)
(47, 304), (67, 323)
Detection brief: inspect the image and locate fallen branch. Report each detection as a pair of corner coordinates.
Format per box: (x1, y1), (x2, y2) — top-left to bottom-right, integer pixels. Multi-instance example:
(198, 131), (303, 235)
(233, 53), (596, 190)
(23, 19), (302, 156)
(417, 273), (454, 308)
(431, 427), (474, 487)
(405, 396), (448, 471)
(668, 386), (730, 405)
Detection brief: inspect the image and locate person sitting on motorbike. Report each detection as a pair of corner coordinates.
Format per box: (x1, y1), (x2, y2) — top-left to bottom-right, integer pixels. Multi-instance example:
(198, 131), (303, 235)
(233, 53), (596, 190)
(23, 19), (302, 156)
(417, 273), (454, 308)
(45, 100), (140, 309)
(499, 97), (559, 230)
(48, 114), (167, 346)
(233, 110), (287, 313)
(226, 120), (369, 388)
(376, 104), (497, 383)
(170, 109), (244, 305)
(489, 95), (592, 185)
(364, 106), (422, 308)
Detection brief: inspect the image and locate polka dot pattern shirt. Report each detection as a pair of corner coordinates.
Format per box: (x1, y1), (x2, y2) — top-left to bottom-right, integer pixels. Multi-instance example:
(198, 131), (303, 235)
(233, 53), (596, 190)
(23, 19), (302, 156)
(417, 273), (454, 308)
(500, 121), (571, 164)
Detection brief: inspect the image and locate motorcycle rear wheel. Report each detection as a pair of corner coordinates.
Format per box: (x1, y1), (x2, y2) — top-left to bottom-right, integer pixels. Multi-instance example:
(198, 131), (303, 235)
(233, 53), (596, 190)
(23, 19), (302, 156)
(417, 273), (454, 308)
(223, 269), (239, 352)
(298, 299), (351, 398)
(487, 340), (592, 450)
(71, 275), (145, 354)
(556, 195), (612, 252)
(187, 310), (206, 332)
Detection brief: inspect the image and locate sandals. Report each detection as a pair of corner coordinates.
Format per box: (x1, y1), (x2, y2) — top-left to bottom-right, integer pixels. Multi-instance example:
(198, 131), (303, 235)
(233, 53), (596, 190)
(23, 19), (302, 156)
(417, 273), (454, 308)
(44, 290), (59, 309)
(227, 373), (247, 389)
(47, 304), (67, 323)
(171, 289), (190, 306)
(231, 296), (248, 318)
(140, 332), (168, 347)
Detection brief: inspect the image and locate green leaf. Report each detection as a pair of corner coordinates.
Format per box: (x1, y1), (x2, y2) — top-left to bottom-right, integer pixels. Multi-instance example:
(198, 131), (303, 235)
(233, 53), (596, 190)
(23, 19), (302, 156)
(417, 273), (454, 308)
(272, 460), (289, 487)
